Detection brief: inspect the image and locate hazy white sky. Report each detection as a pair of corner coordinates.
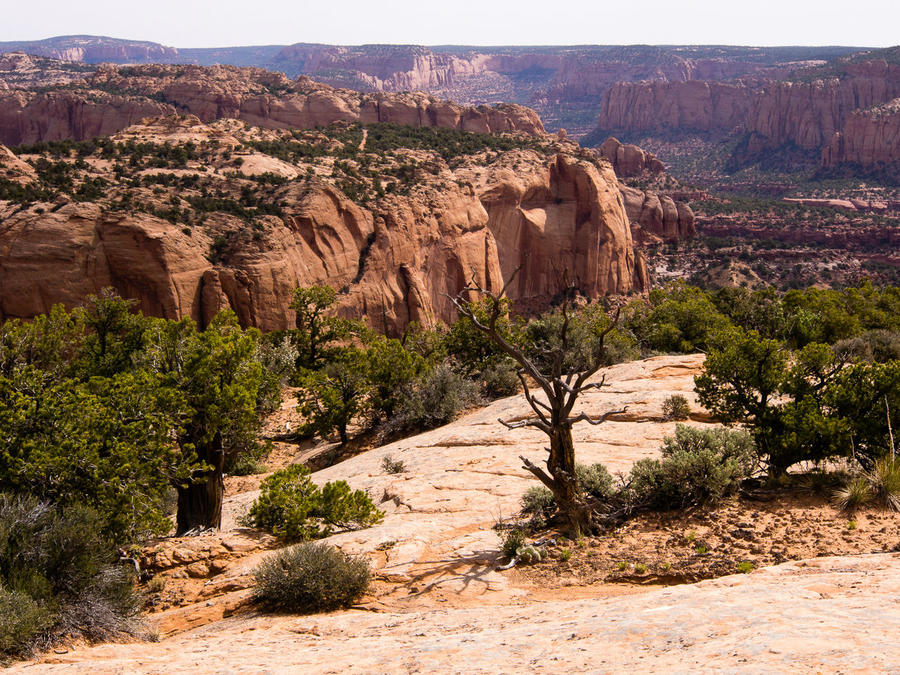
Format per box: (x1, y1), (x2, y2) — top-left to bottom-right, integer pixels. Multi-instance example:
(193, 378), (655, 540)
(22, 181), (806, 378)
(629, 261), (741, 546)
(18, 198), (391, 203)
(3, 0), (897, 48)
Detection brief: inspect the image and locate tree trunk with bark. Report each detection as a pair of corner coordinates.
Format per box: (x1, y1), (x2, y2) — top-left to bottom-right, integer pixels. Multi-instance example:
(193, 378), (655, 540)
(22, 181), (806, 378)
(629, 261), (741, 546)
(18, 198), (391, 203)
(175, 436), (226, 535)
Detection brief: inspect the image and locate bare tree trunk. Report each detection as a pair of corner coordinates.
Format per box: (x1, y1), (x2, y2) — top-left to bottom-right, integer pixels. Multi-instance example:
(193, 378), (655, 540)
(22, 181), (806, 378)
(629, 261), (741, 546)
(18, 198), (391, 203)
(175, 435), (225, 535)
(447, 267), (623, 539)
(547, 427), (592, 537)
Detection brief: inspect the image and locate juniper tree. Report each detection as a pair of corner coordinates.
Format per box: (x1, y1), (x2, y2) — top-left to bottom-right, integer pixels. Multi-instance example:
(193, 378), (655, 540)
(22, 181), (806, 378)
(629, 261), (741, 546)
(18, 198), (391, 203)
(448, 271), (624, 537)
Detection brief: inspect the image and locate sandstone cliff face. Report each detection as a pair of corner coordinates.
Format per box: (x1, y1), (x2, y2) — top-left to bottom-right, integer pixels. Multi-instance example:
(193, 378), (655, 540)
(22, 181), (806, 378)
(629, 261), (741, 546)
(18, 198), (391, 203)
(0, 123), (640, 333)
(0, 89), (172, 146)
(821, 99), (900, 168)
(0, 186), (500, 334)
(0, 64), (544, 146)
(273, 45), (490, 92)
(0, 36), (178, 64)
(596, 80), (756, 135)
(619, 185), (696, 242)
(476, 153), (638, 310)
(593, 60), (900, 169)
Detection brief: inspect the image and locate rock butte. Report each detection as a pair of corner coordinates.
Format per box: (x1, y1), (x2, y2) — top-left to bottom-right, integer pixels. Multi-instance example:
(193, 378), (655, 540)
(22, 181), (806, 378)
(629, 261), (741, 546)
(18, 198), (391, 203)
(0, 107), (701, 331)
(12, 355), (900, 673)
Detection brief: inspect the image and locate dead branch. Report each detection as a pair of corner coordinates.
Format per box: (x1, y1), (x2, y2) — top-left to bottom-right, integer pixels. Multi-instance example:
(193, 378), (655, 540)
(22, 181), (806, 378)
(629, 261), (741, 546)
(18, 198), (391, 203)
(567, 408), (628, 426)
(519, 454), (555, 489)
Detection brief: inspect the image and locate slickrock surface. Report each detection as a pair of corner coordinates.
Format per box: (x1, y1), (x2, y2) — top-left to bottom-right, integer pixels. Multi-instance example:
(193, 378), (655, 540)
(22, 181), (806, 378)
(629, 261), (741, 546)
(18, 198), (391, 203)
(20, 554), (900, 673)
(14, 353), (900, 672)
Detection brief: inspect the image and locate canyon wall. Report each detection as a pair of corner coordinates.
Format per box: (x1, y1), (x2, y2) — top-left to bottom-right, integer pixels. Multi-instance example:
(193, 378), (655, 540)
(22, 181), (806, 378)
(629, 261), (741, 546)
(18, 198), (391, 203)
(821, 100), (900, 169)
(0, 134), (642, 332)
(0, 64), (544, 146)
(593, 59), (900, 169)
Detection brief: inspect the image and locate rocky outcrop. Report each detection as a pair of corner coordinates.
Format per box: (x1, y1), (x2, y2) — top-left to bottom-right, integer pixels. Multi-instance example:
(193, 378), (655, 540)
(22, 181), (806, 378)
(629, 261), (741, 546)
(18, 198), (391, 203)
(0, 142), (35, 179)
(273, 45), (490, 92)
(0, 89), (172, 146)
(821, 99), (900, 168)
(620, 185), (696, 242)
(476, 153), (639, 309)
(0, 129), (641, 332)
(595, 80), (756, 136)
(597, 137), (665, 176)
(0, 36), (178, 64)
(0, 64), (544, 146)
(0, 186), (502, 334)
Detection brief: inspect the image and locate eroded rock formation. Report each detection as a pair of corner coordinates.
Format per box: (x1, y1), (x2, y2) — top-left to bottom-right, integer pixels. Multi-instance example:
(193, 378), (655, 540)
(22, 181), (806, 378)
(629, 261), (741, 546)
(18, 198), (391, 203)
(0, 63), (544, 146)
(0, 119), (643, 333)
(597, 137), (665, 177)
(592, 55), (900, 170)
(821, 99), (900, 169)
(620, 186), (696, 242)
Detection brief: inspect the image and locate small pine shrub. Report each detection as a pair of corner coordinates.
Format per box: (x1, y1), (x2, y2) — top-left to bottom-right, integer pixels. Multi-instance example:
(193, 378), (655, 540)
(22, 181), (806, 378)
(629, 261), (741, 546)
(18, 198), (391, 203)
(736, 561), (754, 574)
(634, 563), (648, 574)
(558, 548), (572, 562)
(246, 465), (382, 540)
(253, 543), (370, 613)
(662, 394), (691, 421)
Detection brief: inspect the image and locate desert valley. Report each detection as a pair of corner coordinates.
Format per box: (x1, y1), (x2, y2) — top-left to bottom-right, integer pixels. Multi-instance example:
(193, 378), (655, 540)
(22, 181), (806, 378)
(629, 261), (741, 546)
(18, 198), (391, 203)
(1, 16), (900, 674)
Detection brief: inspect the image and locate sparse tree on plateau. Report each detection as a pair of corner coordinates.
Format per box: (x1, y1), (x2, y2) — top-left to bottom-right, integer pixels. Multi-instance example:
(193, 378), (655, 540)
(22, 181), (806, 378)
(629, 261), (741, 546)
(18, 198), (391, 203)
(448, 271), (625, 537)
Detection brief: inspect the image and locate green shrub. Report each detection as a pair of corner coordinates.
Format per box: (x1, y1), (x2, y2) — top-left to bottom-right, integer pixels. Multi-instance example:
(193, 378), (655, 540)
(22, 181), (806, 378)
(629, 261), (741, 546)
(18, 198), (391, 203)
(381, 456), (405, 474)
(576, 463), (615, 501)
(225, 441), (269, 476)
(480, 358), (520, 398)
(253, 543), (370, 613)
(0, 494), (141, 659)
(246, 465), (382, 540)
(870, 457), (900, 511)
(499, 527), (527, 559)
(0, 588), (54, 659)
(736, 561), (754, 574)
(390, 362), (481, 432)
(626, 426), (755, 510)
(662, 394), (691, 421)
(521, 486), (555, 519)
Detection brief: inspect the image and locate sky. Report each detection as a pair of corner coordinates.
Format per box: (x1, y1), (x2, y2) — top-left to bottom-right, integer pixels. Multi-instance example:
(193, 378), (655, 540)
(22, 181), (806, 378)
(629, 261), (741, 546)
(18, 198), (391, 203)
(2, 0), (898, 48)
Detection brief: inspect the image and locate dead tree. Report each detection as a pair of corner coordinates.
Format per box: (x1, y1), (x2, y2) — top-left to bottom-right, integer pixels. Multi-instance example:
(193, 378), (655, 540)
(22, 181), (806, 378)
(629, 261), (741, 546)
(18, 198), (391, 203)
(448, 270), (625, 537)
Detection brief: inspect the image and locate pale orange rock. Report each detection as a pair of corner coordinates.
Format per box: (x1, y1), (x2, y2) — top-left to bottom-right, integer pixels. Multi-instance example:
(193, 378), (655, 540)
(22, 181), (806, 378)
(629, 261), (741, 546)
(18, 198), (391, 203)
(0, 64), (544, 146)
(0, 127), (640, 331)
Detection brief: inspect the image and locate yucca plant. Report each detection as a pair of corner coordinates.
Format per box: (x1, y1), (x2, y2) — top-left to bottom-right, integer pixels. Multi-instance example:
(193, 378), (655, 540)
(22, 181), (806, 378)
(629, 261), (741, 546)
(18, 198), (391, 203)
(870, 457), (900, 511)
(833, 476), (873, 512)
